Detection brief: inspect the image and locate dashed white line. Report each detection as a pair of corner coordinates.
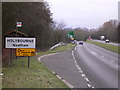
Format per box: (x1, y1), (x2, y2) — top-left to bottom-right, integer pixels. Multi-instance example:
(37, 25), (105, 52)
(101, 55), (105, 57)
(87, 84), (92, 88)
(110, 60), (114, 62)
(0, 73), (3, 76)
(72, 50), (95, 88)
(91, 51), (97, 56)
(79, 70), (83, 73)
(81, 74), (86, 77)
(85, 78), (90, 82)
(77, 67), (81, 70)
(116, 66), (118, 68)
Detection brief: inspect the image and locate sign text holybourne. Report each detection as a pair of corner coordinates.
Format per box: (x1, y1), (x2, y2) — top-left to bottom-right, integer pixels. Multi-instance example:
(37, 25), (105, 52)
(5, 37), (36, 48)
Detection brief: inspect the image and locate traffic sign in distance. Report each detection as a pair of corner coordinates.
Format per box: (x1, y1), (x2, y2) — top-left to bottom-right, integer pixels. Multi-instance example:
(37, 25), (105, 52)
(17, 22), (22, 27)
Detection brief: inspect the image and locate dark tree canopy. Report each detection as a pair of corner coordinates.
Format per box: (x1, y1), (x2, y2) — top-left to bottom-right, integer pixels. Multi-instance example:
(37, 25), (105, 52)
(2, 2), (53, 50)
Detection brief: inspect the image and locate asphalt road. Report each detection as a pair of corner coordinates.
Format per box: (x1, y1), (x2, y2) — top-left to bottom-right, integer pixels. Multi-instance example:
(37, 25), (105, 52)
(92, 40), (120, 46)
(74, 43), (119, 88)
(40, 43), (119, 88)
(40, 51), (89, 88)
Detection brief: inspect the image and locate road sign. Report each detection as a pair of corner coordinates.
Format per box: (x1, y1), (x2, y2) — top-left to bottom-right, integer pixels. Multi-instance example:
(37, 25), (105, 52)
(16, 48), (36, 56)
(5, 37), (36, 48)
(68, 31), (74, 38)
(17, 22), (22, 27)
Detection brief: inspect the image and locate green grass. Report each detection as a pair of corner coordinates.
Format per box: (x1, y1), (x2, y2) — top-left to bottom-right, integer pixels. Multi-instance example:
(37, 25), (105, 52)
(2, 43), (75, 88)
(37, 44), (75, 56)
(86, 41), (120, 54)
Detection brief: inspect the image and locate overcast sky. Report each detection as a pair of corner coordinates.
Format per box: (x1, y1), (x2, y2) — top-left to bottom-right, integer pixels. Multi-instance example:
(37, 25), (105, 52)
(46, 0), (119, 29)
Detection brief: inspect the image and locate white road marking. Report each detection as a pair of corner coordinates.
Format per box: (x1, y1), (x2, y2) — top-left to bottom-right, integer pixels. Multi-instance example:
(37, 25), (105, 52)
(85, 78), (90, 82)
(81, 74), (86, 77)
(77, 67), (81, 70)
(56, 75), (74, 88)
(87, 84), (92, 88)
(76, 65), (79, 68)
(62, 79), (74, 88)
(91, 51), (97, 56)
(110, 60), (114, 62)
(72, 50), (95, 88)
(102, 55), (104, 57)
(0, 73), (3, 76)
(51, 71), (56, 75)
(72, 51), (75, 60)
(79, 70), (83, 73)
(75, 47), (77, 51)
(38, 52), (74, 88)
(116, 66), (118, 68)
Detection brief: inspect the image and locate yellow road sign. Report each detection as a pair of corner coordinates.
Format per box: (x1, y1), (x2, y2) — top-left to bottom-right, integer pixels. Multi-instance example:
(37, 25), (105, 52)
(16, 48), (36, 56)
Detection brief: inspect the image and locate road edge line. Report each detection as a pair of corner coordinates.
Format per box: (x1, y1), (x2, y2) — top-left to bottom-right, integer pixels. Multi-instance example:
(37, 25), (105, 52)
(37, 51), (74, 88)
(72, 48), (95, 88)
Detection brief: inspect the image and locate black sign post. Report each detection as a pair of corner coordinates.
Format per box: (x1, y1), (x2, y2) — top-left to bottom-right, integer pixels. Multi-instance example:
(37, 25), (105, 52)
(28, 56), (30, 68)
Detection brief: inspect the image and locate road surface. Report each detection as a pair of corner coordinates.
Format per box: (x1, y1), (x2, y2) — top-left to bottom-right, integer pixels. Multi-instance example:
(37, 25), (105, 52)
(92, 40), (120, 46)
(40, 43), (119, 88)
(74, 43), (119, 88)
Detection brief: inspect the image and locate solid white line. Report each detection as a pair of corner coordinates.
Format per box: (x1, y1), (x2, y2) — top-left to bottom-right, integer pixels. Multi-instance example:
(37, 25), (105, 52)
(62, 79), (74, 88)
(76, 65), (79, 68)
(38, 51), (74, 88)
(56, 75), (74, 88)
(72, 51), (76, 60)
(0, 73), (3, 76)
(75, 47), (77, 51)
(38, 51), (68, 62)
(51, 71), (56, 75)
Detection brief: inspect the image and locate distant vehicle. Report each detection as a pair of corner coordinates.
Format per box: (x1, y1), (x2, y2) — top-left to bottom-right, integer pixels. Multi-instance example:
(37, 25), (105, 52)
(79, 41), (83, 45)
(105, 39), (109, 43)
(100, 36), (105, 40)
(88, 36), (92, 40)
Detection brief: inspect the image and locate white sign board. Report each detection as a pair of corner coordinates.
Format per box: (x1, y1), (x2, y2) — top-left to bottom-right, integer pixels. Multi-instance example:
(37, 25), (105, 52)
(5, 37), (36, 48)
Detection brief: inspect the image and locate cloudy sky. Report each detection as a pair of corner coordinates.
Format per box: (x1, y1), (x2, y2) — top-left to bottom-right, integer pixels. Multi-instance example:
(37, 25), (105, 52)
(46, 0), (119, 29)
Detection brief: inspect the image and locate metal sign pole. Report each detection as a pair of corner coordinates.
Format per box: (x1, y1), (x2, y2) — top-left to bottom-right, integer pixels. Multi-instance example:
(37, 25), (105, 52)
(28, 56), (30, 68)
(10, 48), (12, 67)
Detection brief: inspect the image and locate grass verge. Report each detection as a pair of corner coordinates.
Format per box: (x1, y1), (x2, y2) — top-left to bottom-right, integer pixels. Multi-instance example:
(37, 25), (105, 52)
(86, 41), (120, 54)
(37, 44), (75, 56)
(2, 43), (75, 88)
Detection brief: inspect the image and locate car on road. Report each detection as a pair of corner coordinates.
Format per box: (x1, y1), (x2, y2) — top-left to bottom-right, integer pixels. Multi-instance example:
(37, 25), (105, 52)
(105, 39), (109, 43)
(79, 41), (83, 45)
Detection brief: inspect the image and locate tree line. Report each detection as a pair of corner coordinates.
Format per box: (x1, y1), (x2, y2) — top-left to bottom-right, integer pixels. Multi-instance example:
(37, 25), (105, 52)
(74, 20), (118, 42)
(2, 2), (119, 52)
(2, 2), (66, 51)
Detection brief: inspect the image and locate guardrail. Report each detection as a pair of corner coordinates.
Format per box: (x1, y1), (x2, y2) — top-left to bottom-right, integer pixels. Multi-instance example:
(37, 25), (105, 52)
(50, 42), (66, 50)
